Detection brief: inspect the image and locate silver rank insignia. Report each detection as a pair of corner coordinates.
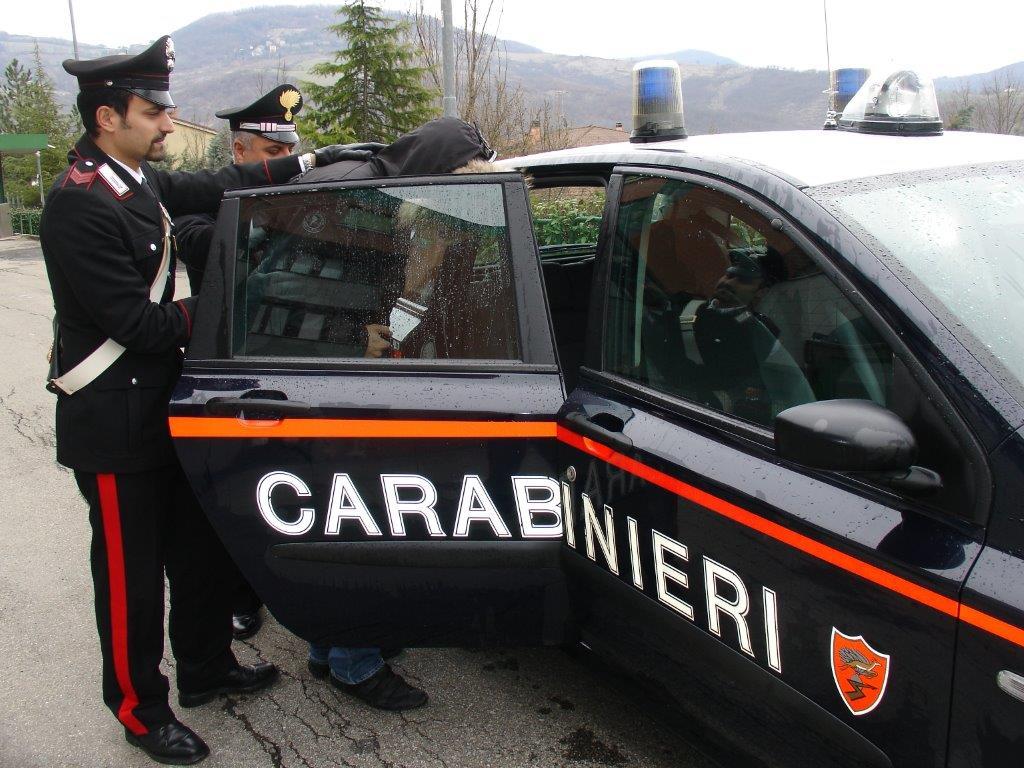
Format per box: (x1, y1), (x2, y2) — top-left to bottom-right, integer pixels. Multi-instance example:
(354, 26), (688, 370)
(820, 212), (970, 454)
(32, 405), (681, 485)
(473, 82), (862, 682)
(165, 38), (176, 71)
(96, 164), (130, 198)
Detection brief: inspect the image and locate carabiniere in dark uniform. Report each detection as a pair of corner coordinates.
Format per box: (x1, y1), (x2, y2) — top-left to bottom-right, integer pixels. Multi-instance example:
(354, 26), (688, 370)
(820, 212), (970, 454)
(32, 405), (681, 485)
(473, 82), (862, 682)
(175, 83), (306, 295)
(40, 34), (370, 765)
(173, 83), (310, 640)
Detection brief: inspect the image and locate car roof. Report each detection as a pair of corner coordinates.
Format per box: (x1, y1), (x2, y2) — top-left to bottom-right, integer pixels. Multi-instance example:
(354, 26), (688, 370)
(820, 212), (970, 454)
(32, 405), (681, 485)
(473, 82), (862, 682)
(501, 129), (1024, 188)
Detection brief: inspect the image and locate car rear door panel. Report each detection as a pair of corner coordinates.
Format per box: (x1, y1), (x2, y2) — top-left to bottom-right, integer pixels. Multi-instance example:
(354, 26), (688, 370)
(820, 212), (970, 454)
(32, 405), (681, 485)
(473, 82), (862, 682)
(173, 369), (570, 649)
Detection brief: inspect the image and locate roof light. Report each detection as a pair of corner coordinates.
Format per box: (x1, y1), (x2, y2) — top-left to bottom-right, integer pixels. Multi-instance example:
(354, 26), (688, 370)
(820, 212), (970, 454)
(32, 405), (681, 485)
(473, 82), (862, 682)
(630, 60), (686, 143)
(823, 67), (870, 129)
(837, 69), (943, 135)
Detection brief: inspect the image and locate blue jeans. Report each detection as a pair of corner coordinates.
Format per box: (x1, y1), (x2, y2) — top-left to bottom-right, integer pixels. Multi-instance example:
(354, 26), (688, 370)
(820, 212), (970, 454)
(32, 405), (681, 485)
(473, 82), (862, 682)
(309, 644), (383, 685)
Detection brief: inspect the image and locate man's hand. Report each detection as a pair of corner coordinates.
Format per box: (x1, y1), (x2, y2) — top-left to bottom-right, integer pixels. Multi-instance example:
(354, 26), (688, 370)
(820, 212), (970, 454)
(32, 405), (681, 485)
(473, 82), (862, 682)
(364, 324), (393, 358)
(313, 142), (388, 167)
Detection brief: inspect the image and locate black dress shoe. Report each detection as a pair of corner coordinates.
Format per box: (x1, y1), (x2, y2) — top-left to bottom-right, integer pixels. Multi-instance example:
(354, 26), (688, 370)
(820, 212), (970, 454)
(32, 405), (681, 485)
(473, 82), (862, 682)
(232, 611), (262, 640)
(178, 662), (279, 708)
(124, 720), (209, 765)
(332, 664), (428, 711)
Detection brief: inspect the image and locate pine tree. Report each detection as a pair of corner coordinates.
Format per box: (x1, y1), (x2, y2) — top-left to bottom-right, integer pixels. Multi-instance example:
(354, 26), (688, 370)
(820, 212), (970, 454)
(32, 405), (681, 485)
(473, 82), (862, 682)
(302, 1), (438, 145)
(0, 59), (34, 133)
(204, 126), (234, 168)
(0, 46), (79, 207)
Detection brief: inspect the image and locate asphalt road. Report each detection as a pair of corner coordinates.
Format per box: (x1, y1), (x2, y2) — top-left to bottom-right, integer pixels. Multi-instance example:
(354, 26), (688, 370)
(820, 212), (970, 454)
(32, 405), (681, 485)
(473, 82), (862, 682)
(0, 236), (721, 768)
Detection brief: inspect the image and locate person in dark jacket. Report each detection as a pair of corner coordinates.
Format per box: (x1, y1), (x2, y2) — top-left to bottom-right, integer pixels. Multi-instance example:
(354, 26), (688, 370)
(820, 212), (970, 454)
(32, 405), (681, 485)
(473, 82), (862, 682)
(296, 115), (497, 185)
(298, 116), (498, 712)
(41, 36), (372, 765)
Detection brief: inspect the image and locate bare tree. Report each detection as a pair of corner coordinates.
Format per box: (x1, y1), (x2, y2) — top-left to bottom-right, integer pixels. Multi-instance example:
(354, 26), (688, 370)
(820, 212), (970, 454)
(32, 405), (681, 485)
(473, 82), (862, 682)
(252, 58), (292, 101)
(415, 0), (498, 123)
(978, 71), (1024, 135)
(939, 82), (974, 131)
(413, 0), (571, 155)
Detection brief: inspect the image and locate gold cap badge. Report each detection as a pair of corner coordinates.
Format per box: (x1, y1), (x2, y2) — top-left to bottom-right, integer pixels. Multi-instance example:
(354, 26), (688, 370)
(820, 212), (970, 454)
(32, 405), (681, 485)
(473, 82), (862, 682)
(279, 89), (301, 121)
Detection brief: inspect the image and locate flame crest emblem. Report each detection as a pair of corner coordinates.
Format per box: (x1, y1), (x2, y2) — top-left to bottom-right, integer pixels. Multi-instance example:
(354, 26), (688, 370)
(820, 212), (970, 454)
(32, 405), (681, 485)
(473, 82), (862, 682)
(279, 89), (302, 122)
(830, 627), (891, 716)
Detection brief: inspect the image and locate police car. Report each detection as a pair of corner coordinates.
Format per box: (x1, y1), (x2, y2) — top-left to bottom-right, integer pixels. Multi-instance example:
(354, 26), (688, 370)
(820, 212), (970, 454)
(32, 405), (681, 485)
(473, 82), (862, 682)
(170, 63), (1024, 767)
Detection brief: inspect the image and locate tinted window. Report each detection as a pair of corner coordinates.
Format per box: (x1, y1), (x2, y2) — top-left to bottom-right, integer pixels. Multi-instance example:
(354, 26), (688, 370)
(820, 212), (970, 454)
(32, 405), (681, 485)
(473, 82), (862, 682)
(232, 183), (519, 361)
(605, 175), (899, 429)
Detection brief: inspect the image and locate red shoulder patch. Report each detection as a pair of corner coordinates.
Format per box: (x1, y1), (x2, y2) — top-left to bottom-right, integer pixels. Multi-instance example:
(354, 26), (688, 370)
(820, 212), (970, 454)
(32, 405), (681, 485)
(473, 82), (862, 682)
(66, 164), (97, 187)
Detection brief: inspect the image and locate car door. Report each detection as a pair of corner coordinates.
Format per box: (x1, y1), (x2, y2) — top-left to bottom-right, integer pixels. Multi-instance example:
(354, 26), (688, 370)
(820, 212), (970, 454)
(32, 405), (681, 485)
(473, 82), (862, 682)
(947, 426), (1024, 767)
(170, 173), (573, 650)
(556, 169), (988, 768)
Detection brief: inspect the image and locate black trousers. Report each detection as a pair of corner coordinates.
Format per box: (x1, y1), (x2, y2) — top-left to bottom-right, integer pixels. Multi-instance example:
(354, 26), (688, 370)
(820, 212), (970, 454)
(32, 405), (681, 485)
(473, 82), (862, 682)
(230, 566), (263, 617)
(76, 466), (237, 734)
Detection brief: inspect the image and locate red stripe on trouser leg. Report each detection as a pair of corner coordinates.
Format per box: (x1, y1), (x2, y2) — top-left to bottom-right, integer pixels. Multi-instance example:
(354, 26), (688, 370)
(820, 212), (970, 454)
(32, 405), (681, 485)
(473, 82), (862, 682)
(96, 474), (148, 736)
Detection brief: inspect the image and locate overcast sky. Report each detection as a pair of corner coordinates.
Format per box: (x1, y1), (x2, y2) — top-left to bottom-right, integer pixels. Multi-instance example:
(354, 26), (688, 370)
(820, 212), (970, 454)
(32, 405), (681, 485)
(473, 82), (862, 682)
(3, 0), (1021, 77)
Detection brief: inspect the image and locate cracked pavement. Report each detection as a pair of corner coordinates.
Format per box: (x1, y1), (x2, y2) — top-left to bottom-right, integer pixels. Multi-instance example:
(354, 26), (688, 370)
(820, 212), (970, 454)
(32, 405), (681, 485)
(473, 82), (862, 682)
(0, 238), (720, 768)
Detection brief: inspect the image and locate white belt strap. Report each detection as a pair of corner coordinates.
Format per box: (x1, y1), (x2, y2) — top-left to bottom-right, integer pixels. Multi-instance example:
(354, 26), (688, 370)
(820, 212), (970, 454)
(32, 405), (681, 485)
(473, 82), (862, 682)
(51, 204), (173, 395)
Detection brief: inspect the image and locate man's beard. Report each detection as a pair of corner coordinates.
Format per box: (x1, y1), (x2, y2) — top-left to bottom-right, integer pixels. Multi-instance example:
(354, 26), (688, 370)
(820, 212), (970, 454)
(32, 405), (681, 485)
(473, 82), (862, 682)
(145, 141), (167, 161)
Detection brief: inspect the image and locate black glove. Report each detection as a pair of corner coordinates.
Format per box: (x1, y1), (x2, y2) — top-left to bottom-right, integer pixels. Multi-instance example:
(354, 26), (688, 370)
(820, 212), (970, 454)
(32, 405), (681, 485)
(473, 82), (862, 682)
(313, 142), (388, 166)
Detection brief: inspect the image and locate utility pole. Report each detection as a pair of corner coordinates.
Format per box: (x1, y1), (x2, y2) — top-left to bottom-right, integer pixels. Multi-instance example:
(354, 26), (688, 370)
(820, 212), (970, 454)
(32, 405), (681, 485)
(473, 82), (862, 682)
(68, 0), (80, 59)
(35, 151), (44, 207)
(441, 0), (457, 118)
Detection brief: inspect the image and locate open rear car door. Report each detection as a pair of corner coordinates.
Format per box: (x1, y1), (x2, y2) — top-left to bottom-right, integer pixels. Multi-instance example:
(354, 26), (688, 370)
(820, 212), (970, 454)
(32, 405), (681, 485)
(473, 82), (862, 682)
(170, 174), (572, 650)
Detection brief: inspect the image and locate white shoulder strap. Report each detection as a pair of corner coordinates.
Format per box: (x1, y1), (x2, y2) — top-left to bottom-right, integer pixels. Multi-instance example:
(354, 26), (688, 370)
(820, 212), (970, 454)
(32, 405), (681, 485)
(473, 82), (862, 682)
(51, 205), (174, 395)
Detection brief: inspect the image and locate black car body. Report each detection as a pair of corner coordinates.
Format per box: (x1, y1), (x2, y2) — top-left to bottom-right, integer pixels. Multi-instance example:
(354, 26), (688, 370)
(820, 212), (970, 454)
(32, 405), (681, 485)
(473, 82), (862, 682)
(170, 128), (1024, 767)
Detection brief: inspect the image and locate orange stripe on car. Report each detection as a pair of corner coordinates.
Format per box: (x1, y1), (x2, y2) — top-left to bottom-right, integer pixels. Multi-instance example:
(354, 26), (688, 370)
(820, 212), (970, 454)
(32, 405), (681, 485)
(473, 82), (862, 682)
(168, 416), (558, 439)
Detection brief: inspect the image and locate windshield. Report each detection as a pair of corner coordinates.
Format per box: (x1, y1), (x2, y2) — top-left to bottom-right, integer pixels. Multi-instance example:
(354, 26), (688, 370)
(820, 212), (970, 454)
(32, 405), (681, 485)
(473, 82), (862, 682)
(811, 161), (1024, 401)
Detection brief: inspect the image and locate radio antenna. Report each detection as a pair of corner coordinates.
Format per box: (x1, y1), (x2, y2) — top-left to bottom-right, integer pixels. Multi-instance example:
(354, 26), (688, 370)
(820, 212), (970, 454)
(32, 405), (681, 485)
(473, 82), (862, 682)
(822, 0), (836, 125)
(823, 0), (833, 79)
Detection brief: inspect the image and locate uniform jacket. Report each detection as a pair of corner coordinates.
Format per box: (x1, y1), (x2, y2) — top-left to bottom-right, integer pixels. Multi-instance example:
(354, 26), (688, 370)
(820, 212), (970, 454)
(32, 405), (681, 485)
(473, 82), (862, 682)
(41, 135), (303, 473)
(173, 211), (215, 292)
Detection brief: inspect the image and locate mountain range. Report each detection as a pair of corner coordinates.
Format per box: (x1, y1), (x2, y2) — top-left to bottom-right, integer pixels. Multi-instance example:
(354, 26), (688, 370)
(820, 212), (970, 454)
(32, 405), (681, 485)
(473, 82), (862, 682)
(0, 5), (1018, 136)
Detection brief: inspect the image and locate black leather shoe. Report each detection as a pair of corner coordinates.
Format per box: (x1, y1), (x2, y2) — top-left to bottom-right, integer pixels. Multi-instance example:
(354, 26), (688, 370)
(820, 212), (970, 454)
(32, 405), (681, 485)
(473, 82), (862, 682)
(232, 611), (262, 640)
(333, 664), (428, 711)
(124, 720), (209, 765)
(178, 662), (279, 708)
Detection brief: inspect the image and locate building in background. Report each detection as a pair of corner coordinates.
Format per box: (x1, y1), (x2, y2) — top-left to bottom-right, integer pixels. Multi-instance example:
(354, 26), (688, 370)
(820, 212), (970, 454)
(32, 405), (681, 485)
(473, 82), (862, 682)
(526, 120), (629, 151)
(165, 117), (218, 166)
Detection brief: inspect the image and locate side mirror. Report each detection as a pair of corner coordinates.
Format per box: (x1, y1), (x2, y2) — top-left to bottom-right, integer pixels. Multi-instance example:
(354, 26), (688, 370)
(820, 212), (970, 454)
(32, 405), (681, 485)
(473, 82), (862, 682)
(775, 399), (942, 495)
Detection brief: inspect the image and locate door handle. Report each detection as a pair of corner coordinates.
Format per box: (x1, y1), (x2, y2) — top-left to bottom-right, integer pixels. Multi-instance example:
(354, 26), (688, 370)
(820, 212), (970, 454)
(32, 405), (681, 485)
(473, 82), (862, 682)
(563, 410), (633, 452)
(997, 670), (1024, 703)
(205, 393), (312, 419)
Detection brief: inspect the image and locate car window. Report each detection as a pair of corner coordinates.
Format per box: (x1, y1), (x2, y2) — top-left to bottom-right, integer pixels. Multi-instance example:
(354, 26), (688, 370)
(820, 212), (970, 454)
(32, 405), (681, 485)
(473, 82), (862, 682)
(604, 175), (901, 430)
(530, 185), (606, 251)
(528, 182), (606, 391)
(232, 183), (519, 361)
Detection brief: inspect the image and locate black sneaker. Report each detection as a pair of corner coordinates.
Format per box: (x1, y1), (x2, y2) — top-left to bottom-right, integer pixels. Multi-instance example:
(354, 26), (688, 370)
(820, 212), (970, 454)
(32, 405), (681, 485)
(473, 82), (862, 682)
(332, 664), (428, 711)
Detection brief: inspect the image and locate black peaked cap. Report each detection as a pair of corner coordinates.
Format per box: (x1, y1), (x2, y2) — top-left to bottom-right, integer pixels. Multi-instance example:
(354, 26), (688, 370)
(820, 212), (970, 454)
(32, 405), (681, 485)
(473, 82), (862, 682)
(63, 35), (176, 109)
(216, 84), (304, 145)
